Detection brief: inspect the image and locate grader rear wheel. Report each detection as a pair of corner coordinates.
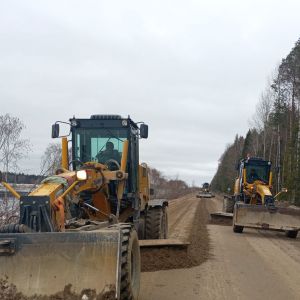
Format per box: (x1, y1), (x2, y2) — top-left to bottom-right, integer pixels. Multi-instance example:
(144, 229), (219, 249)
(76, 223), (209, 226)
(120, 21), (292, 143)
(145, 206), (168, 239)
(223, 197), (234, 213)
(163, 206), (168, 239)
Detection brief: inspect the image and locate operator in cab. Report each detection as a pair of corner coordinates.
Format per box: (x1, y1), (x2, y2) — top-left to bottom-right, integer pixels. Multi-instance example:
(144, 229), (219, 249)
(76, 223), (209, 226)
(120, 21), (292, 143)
(248, 168), (260, 183)
(96, 141), (121, 164)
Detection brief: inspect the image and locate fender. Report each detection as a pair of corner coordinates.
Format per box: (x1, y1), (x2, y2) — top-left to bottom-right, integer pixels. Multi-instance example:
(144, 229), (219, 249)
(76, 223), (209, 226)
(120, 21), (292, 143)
(147, 199), (168, 208)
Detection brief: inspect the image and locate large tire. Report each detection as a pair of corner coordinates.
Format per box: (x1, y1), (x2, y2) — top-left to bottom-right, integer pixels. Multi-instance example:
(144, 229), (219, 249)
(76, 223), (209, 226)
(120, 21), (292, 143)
(223, 197), (234, 213)
(145, 206), (168, 239)
(137, 215), (145, 240)
(233, 224), (244, 233)
(163, 206), (168, 239)
(119, 224), (140, 300)
(285, 230), (298, 239)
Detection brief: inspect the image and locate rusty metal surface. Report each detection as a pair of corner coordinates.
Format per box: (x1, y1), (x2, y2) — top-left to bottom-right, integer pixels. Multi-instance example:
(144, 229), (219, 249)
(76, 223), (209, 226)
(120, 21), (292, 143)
(0, 228), (121, 298)
(234, 204), (300, 231)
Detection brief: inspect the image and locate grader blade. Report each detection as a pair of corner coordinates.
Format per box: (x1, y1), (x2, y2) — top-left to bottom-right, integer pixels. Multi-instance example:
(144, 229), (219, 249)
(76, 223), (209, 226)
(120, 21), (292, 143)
(234, 203), (300, 231)
(0, 228), (122, 299)
(196, 192), (214, 198)
(210, 212), (233, 225)
(139, 239), (190, 248)
(210, 212), (233, 220)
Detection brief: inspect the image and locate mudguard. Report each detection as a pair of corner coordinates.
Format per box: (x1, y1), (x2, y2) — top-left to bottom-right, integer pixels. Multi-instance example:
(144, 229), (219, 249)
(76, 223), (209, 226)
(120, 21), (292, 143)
(148, 199), (168, 208)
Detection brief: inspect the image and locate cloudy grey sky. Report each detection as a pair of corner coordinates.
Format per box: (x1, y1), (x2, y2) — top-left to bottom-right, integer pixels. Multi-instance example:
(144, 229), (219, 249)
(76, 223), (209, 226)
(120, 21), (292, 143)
(1, 0), (300, 185)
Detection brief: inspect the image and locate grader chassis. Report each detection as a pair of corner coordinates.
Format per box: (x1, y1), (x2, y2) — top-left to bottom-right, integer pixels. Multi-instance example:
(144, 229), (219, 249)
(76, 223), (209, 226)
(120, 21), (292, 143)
(211, 157), (300, 238)
(0, 115), (184, 299)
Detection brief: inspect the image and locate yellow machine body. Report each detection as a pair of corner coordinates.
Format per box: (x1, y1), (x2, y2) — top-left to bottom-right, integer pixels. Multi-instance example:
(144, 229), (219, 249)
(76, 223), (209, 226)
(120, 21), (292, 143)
(0, 116), (145, 299)
(232, 157), (300, 235)
(139, 164), (151, 210)
(212, 157), (300, 237)
(0, 141), (130, 298)
(0, 115), (172, 299)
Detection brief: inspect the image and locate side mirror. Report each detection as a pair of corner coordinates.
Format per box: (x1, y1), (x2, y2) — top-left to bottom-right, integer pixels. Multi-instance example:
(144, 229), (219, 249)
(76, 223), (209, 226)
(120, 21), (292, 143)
(150, 188), (154, 196)
(140, 124), (148, 139)
(274, 187), (288, 199)
(52, 124), (60, 138)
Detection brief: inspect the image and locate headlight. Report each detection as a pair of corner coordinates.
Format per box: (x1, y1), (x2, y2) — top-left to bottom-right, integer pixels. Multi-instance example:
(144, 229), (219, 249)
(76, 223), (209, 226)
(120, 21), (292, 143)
(77, 170), (87, 181)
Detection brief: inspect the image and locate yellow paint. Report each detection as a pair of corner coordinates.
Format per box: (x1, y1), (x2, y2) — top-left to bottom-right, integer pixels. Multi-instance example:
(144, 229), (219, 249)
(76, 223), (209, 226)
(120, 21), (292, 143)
(60, 180), (79, 199)
(243, 168), (247, 184)
(61, 137), (69, 170)
(29, 182), (62, 197)
(234, 178), (240, 196)
(139, 164), (150, 210)
(1, 182), (21, 199)
(117, 140), (128, 204)
(120, 140), (129, 172)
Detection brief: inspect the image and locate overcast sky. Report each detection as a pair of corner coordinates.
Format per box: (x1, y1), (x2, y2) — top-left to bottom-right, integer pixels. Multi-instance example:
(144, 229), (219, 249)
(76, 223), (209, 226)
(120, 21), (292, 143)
(1, 0), (300, 185)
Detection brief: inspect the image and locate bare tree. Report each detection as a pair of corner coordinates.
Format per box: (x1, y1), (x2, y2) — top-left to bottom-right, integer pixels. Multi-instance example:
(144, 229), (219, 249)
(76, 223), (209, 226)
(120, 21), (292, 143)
(0, 114), (30, 226)
(0, 114), (30, 180)
(149, 167), (194, 199)
(40, 142), (62, 175)
(250, 87), (274, 158)
(0, 114), (30, 181)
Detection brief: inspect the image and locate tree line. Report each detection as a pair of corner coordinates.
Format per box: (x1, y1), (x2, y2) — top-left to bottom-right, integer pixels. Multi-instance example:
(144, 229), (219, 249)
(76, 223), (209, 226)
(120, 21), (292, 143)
(149, 168), (197, 199)
(211, 38), (300, 206)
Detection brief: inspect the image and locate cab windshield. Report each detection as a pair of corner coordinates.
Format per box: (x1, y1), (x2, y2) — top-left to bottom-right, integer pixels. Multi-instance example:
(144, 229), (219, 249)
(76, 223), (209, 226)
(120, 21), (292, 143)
(74, 128), (127, 164)
(246, 164), (270, 184)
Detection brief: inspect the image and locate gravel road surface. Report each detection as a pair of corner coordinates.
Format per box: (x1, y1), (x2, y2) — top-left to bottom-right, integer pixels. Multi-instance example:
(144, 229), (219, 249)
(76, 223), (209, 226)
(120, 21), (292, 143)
(141, 194), (300, 300)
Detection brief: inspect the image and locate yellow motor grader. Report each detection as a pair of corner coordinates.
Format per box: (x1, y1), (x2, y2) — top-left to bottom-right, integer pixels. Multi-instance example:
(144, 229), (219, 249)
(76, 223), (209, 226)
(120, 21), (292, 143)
(211, 157), (300, 238)
(196, 182), (214, 198)
(0, 115), (171, 299)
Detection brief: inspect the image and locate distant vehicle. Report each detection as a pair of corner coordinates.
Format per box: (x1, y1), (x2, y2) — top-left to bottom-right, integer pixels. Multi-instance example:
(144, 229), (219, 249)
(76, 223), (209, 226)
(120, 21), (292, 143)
(196, 182), (214, 198)
(211, 157), (300, 238)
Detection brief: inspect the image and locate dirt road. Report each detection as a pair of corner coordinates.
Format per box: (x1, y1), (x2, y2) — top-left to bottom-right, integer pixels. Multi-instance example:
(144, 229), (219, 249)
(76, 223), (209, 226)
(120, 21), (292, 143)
(141, 194), (300, 300)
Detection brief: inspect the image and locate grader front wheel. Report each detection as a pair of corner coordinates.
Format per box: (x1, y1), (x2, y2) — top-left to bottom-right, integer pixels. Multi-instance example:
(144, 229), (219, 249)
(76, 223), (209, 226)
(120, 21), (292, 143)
(119, 224), (141, 300)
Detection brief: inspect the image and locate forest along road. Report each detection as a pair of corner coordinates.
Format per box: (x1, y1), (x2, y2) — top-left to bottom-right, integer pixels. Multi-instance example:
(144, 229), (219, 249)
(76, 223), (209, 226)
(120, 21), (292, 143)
(140, 194), (300, 300)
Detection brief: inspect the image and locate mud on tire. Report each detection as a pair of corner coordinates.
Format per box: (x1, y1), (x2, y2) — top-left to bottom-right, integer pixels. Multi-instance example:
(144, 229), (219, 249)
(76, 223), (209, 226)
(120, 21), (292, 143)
(145, 206), (168, 239)
(119, 224), (140, 300)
